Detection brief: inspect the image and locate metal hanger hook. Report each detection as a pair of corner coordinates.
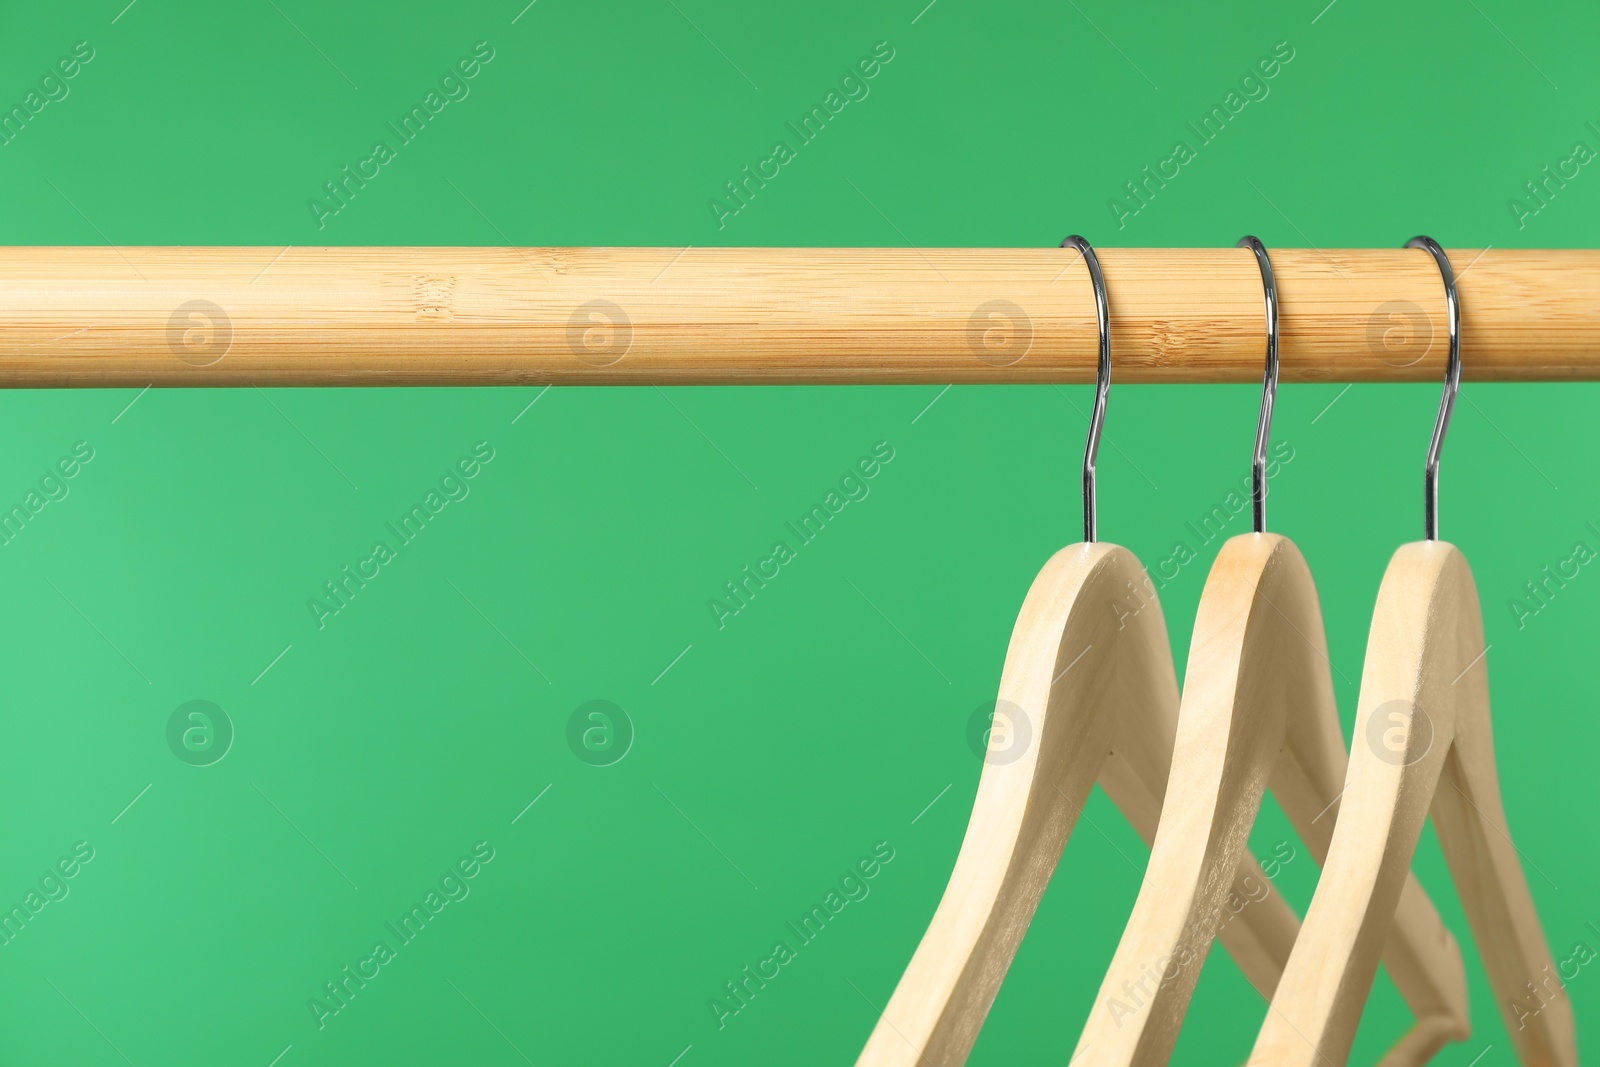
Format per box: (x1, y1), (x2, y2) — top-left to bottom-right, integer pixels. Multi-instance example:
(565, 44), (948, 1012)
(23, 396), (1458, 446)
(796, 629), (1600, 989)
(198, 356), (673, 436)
(1406, 235), (1460, 542)
(1062, 235), (1109, 543)
(1237, 236), (1278, 534)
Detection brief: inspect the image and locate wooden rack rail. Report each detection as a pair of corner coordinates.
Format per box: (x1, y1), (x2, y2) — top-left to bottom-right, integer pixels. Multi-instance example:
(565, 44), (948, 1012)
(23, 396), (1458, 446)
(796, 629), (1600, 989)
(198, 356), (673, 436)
(2, 246), (1596, 387)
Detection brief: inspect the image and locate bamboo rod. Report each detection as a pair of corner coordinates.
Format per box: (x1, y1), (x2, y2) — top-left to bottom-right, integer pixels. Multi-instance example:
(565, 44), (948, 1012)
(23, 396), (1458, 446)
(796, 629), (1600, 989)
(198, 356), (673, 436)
(2, 246), (1597, 387)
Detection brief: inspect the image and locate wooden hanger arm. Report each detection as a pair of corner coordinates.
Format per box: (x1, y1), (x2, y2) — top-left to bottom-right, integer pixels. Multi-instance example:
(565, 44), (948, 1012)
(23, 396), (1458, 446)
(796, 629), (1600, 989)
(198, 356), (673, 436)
(1272, 719), (1468, 1054)
(1098, 745), (1301, 1001)
(856, 547), (1117, 1066)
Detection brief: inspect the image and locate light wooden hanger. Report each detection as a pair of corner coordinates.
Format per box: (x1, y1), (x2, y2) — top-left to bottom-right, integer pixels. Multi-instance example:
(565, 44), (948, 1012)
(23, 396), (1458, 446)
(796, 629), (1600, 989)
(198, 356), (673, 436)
(1072, 238), (1469, 1067)
(1249, 239), (1576, 1067)
(856, 541), (1308, 1066)
(859, 239), (1316, 1067)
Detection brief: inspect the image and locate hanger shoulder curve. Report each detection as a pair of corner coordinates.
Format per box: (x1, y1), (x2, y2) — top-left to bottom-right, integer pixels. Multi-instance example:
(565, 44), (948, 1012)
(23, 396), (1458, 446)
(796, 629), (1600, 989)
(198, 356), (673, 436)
(1073, 533), (1468, 1067)
(1250, 540), (1575, 1067)
(856, 542), (1300, 1067)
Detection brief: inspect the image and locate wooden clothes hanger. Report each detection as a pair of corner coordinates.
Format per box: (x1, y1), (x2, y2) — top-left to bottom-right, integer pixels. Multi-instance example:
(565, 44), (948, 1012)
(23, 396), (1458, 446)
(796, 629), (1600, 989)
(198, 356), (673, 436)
(856, 541), (1304, 1066)
(1071, 534), (1470, 1066)
(1072, 238), (1468, 1067)
(1249, 239), (1576, 1067)
(856, 239), (1307, 1067)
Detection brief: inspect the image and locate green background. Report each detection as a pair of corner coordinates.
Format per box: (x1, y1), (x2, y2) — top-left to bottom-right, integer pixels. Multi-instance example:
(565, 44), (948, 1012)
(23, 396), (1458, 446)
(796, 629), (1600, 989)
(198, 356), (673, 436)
(0, 0), (1596, 1063)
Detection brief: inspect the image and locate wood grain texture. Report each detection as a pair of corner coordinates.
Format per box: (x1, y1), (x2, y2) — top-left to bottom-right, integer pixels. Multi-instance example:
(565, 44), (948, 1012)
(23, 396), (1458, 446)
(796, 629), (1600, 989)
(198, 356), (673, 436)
(1250, 541), (1576, 1067)
(1071, 534), (1468, 1067)
(1, 247), (1597, 386)
(857, 542), (1303, 1067)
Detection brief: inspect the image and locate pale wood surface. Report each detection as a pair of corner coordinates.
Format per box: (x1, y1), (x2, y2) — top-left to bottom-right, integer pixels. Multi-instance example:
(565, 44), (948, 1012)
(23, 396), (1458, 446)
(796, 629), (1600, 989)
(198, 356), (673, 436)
(2, 247), (1597, 386)
(1072, 533), (1468, 1066)
(857, 542), (1301, 1067)
(1249, 541), (1576, 1067)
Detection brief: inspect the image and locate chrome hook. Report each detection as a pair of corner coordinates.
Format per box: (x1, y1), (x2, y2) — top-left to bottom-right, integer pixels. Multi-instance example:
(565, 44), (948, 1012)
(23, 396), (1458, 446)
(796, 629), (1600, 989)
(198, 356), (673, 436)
(1406, 235), (1460, 541)
(1062, 235), (1109, 543)
(1237, 235), (1279, 534)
